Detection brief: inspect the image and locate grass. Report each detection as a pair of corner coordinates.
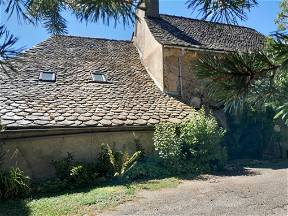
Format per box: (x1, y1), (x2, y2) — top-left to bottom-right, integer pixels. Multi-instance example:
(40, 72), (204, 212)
(0, 178), (179, 216)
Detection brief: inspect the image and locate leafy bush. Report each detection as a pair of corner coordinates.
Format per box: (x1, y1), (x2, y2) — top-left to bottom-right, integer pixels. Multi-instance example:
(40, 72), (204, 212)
(52, 153), (99, 187)
(95, 144), (115, 177)
(154, 109), (227, 175)
(52, 153), (75, 180)
(0, 167), (30, 200)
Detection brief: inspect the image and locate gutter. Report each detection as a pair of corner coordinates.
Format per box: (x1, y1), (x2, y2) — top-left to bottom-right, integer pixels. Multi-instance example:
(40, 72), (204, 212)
(163, 44), (231, 54)
(0, 125), (154, 140)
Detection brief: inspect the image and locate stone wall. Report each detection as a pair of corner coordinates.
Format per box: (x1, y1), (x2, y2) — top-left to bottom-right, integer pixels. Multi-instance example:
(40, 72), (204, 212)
(163, 47), (205, 107)
(0, 128), (154, 179)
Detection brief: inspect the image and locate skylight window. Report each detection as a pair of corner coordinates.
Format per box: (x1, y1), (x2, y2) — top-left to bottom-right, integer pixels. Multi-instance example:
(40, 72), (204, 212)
(39, 71), (56, 82)
(91, 73), (107, 82)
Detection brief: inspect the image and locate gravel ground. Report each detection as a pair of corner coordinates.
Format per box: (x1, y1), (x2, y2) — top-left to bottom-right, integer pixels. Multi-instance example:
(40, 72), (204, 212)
(101, 164), (288, 216)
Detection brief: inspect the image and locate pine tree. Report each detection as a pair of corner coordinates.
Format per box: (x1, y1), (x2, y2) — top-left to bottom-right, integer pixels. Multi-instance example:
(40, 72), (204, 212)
(193, 0), (288, 124)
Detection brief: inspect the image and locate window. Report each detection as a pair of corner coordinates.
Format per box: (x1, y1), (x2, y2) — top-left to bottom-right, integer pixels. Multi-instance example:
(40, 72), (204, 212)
(39, 71), (56, 82)
(91, 73), (107, 82)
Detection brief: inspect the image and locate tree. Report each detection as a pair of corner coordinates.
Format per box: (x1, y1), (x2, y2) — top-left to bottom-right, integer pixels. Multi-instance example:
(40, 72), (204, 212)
(186, 0), (258, 24)
(193, 0), (288, 125)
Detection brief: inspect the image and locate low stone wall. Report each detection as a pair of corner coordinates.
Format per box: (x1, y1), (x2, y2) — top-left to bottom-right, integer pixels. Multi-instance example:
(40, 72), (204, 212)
(0, 127), (154, 179)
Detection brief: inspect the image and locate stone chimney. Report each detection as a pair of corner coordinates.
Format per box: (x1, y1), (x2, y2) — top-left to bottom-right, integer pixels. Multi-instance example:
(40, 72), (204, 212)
(145, 0), (159, 17)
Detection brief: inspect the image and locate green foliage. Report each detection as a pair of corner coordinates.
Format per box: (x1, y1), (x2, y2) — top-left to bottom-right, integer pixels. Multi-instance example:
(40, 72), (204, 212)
(0, 129), (30, 200)
(224, 108), (283, 159)
(0, 167), (30, 200)
(50, 145), (142, 191)
(276, 0), (288, 31)
(52, 152), (75, 180)
(1, 0), (139, 35)
(96, 144), (115, 177)
(154, 110), (227, 175)
(51, 153), (100, 188)
(195, 51), (278, 112)
(193, 1), (288, 125)
(180, 110), (227, 170)
(153, 123), (182, 161)
(99, 145), (142, 176)
(186, 0), (258, 24)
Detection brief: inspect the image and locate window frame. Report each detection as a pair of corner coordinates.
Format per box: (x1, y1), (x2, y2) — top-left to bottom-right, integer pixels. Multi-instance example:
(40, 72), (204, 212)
(39, 71), (56, 82)
(91, 73), (108, 83)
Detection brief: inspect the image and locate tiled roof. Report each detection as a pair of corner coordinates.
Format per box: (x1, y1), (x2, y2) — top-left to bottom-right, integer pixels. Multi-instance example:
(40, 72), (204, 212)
(0, 36), (193, 129)
(146, 14), (265, 52)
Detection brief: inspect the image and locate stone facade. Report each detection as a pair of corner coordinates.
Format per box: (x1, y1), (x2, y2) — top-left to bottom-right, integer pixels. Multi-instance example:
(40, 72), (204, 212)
(163, 48), (203, 104)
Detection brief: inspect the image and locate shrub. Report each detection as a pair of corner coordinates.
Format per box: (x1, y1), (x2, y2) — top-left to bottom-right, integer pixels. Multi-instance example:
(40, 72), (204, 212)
(52, 153), (75, 180)
(95, 144), (115, 177)
(154, 109), (227, 175)
(52, 153), (99, 187)
(0, 167), (30, 200)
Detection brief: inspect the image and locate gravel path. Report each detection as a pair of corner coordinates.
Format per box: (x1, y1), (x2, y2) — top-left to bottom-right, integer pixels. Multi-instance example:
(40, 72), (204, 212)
(101, 165), (288, 216)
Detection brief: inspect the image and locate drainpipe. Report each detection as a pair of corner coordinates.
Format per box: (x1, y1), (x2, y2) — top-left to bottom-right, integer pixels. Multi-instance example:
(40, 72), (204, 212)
(178, 48), (185, 97)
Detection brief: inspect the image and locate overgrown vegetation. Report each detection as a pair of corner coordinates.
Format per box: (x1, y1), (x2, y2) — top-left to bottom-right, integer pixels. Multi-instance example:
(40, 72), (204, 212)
(124, 110), (227, 181)
(0, 136), (30, 200)
(194, 1), (288, 126)
(224, 108), (283, 159)
(153, 109), (227, 175)
(0, 168), (30, 200)
(34, 145), (141, 194)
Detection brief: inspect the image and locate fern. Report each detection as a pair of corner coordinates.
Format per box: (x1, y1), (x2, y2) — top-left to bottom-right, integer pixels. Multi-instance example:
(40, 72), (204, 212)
(105, 144), (141, 177)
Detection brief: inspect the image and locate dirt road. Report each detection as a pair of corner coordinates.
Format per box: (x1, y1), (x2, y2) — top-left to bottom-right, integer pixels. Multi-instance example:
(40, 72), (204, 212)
(102, 164), (288, 216)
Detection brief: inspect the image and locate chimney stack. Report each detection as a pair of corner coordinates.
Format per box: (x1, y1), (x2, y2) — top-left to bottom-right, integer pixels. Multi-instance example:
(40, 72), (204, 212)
(145, 0), (159, 18)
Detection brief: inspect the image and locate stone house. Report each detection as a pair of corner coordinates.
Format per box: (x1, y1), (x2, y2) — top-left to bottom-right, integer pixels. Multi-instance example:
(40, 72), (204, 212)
(0, 0), (267, 179)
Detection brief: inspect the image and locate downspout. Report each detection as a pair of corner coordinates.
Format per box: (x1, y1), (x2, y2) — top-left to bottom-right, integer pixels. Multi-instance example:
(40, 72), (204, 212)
(178, 48), (185, 97)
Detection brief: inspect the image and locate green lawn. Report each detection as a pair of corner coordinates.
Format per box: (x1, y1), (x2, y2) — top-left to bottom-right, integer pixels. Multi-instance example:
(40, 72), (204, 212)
(0, 178), (179, 216)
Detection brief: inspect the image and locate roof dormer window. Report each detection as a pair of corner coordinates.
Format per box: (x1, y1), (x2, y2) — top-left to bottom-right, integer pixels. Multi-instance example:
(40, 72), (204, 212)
(39, 71), (56, 82)
(91, 73), (107, 83)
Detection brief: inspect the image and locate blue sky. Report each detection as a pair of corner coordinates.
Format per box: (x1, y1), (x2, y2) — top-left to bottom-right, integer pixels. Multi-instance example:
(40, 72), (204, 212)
(1, 0), (282, 50)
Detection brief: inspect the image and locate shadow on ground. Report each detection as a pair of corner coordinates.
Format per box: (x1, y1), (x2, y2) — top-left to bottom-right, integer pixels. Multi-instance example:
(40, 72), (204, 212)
(0, 200), (30, 216)
(215, 159), (288, 177)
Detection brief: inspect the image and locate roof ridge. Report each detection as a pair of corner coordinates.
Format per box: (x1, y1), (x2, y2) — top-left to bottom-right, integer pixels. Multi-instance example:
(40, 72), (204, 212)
(51, 35), (132, 43)
(16, 35), (133, 55)
(159, 13), (263, 34)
